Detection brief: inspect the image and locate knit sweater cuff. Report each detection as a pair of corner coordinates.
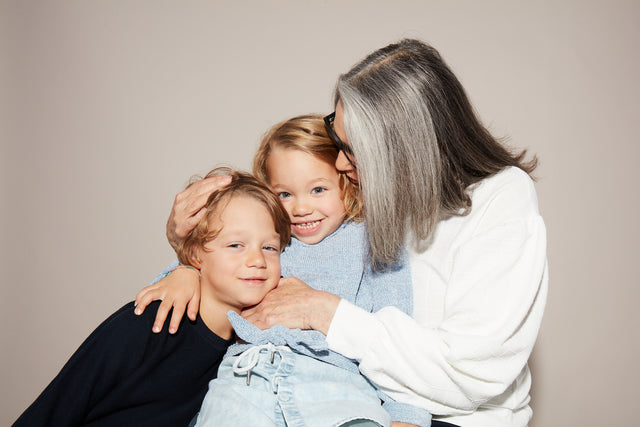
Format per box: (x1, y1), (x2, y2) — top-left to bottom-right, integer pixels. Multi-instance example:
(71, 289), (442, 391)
(383, 400), (432, 427)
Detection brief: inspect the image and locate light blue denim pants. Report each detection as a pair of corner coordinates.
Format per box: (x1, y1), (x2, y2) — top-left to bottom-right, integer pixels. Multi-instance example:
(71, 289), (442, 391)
(194, 343), (391, 427)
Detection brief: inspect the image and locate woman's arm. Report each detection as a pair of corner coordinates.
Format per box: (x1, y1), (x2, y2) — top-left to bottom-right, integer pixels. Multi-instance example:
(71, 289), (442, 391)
(326, 214), (548, 415)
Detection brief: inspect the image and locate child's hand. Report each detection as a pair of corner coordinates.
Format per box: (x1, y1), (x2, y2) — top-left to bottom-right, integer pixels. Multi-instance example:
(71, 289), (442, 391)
(166, 174), (232, 251)
(134, 267), (201, 334)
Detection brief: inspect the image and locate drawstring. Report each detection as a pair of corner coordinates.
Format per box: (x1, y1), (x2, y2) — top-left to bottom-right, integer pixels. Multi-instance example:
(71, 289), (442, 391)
(232, 343), (290, 386)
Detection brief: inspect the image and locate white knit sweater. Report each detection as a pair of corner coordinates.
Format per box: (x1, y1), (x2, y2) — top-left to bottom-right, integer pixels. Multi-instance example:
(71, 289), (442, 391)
(326, 166), (548, 427)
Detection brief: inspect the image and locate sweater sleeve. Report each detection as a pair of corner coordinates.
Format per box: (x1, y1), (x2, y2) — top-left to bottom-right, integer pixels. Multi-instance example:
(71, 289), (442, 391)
(151, 259), (180, 284)
(326, 205), (548, 415)
(382, 397), (432, 426)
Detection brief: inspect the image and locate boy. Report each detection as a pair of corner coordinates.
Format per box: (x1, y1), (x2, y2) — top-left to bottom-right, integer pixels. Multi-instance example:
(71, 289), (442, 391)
(13, 169), (290, 427)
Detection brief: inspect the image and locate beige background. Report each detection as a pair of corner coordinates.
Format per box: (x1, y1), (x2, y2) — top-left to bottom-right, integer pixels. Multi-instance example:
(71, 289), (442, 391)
(2, 1), (639, 425)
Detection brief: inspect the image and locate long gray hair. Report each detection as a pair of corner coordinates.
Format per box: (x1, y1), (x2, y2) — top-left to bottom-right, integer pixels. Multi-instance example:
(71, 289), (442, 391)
(335, 39), (537, 269)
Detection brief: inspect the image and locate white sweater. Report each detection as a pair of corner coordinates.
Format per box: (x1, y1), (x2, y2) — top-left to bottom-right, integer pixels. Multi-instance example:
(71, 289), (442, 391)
(326, 167), (548, 427)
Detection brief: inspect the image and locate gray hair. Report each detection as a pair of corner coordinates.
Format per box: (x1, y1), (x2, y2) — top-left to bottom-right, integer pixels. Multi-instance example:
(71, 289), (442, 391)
(335, 39), (537, 269)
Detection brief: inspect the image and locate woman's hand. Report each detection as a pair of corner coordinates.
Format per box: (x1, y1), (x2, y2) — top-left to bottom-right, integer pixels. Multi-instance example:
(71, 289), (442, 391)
(134, 267), (201, 334)
(166, 174), (232, 251)
(241, 277), (341, 334)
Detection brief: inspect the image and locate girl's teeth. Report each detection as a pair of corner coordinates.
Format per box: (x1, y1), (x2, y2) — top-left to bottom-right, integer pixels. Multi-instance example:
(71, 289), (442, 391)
(297, 220), (320, 229)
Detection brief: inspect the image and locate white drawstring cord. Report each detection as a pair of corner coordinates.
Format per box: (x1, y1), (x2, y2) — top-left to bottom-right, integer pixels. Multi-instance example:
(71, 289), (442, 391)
(232, 343), (290, 385)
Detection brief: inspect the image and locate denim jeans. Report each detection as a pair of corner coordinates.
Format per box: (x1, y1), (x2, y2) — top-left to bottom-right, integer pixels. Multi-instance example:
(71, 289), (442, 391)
(195, 343), (391, 427)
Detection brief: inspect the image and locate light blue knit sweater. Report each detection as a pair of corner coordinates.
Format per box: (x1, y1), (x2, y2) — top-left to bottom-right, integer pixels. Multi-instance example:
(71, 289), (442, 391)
(226, 221), (413, 370)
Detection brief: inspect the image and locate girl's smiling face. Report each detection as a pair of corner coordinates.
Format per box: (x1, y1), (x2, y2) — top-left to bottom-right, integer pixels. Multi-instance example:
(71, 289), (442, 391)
(266, 147), (346, 245)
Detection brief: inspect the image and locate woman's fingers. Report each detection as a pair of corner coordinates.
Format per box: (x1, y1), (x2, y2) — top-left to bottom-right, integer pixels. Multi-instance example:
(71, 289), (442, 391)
(241, 296), (279, 330)
(166, 175), (232, 250)
(241, 277), (340, 333)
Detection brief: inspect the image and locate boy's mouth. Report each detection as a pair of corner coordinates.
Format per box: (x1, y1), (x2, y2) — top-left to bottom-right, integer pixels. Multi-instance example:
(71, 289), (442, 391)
(241, 277), (267, 286)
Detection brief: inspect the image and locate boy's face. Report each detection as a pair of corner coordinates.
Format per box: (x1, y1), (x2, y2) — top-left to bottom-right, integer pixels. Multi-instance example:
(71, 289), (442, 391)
(198, 195), (281, 312)
(267, 147), (346, 245)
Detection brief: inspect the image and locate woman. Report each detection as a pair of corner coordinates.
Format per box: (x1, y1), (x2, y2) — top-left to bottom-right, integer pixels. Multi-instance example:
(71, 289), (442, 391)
(136, 39), (548, 427)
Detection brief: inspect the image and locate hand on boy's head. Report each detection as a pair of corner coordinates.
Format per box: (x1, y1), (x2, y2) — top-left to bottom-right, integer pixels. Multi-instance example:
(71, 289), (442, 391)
(166, 175), (232, 250)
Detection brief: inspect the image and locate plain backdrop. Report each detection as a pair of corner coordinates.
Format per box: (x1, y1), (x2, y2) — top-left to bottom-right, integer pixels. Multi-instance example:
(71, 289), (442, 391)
(2, 1), (639, 425)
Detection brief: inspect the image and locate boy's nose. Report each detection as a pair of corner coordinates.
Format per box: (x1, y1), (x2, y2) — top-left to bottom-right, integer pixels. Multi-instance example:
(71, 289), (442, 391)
(246, 247), (267, 268)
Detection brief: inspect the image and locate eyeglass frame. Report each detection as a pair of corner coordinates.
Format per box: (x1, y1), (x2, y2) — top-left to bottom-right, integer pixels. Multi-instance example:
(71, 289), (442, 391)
(323, 112), (355, 159)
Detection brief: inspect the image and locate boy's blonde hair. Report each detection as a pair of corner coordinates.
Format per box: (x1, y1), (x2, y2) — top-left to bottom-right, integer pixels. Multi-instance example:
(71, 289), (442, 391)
(177, 167), (291, 267)
(253, 114), (362, 222)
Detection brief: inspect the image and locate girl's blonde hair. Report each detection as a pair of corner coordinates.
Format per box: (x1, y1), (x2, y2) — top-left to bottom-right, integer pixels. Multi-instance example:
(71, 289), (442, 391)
(177, 167), (291, 267)
(253, 114), (362, 222)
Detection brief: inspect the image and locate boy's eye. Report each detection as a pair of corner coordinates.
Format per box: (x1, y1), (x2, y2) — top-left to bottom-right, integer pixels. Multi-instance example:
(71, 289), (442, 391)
(263, 245), (279, 252)
(311, 187), (326, 194)
(227, 243), (243, 248)
(278, 191), (291, 199)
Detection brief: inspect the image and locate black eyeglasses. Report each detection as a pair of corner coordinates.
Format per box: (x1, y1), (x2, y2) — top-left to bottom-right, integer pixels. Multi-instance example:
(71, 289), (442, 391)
(323, 112), (354, 157)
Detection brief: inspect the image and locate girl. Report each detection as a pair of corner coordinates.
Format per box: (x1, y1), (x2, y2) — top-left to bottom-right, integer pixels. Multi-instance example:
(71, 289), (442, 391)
(138, 115), (430, 427)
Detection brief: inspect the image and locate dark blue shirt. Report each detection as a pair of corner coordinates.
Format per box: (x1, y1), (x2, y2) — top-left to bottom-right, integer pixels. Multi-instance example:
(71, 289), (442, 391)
(13, 301), (232, 427)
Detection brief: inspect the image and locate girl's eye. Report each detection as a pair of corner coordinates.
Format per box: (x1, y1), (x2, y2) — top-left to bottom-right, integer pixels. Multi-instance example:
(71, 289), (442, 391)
(311, 187), (326, 194)
(278, 191), (291, 199)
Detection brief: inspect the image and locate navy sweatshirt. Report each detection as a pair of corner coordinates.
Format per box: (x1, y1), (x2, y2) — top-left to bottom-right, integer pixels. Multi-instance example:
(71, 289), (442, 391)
(13, 301), (232, 427)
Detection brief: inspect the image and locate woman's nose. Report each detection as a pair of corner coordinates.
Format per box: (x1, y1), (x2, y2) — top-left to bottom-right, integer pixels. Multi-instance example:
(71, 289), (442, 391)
(335, 151), (354, 173)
